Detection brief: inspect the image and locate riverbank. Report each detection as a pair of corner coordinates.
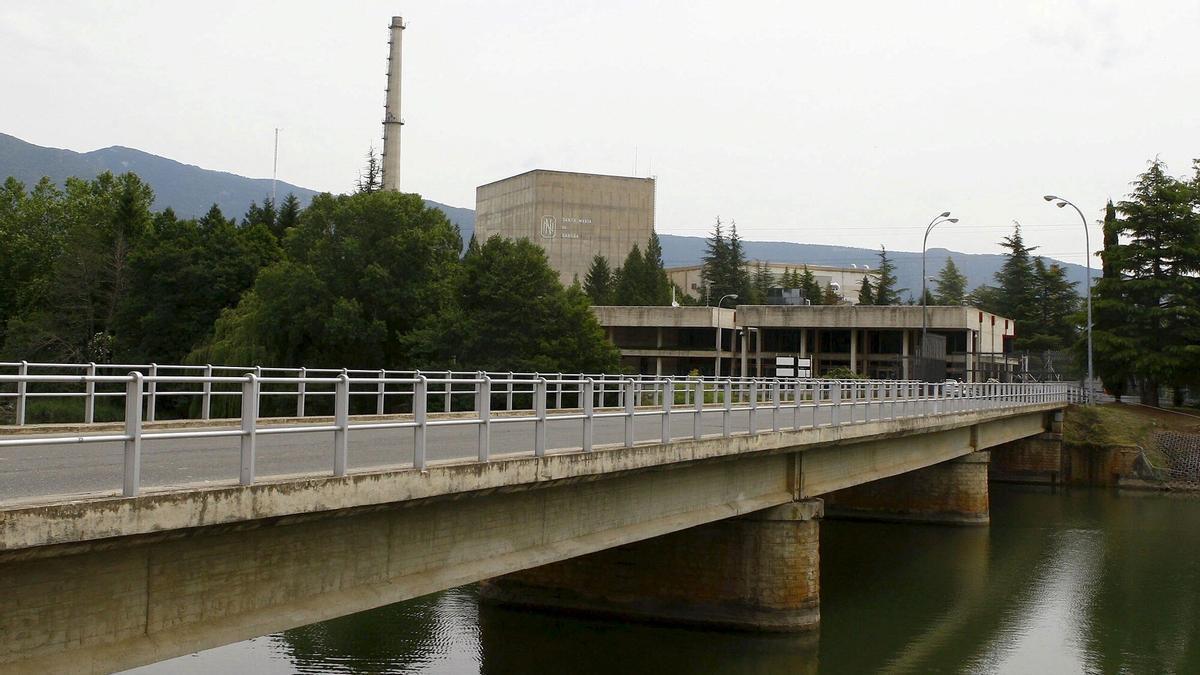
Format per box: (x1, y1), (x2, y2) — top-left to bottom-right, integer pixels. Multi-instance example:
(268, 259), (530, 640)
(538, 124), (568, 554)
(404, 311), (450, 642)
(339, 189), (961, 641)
(1062, 403), (1200, 490)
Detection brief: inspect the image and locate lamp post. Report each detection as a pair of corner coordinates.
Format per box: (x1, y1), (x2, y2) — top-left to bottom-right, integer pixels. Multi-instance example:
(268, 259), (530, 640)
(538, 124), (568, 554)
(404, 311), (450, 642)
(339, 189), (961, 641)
(717, 294), (739, 308)
(1043, 195), (1093, 405)
(921, 212), (958, 359)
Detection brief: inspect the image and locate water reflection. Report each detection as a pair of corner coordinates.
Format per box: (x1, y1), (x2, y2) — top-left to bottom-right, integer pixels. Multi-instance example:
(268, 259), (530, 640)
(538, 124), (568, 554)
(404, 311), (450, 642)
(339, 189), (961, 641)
(135, 486), (1200, 674)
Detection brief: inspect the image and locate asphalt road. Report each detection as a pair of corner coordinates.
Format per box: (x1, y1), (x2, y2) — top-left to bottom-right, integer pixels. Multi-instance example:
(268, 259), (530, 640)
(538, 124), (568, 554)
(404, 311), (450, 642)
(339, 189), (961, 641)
(0, 397), (985, 506)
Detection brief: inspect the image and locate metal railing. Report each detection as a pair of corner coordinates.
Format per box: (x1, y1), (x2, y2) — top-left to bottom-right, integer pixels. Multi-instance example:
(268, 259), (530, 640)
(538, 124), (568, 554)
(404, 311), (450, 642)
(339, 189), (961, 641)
(0, 361), (1075, 499)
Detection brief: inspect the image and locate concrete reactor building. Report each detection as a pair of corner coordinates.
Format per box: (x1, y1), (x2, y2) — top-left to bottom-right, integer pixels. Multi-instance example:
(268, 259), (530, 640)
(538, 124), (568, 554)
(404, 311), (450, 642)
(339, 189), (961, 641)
(475, 170), (656, 285)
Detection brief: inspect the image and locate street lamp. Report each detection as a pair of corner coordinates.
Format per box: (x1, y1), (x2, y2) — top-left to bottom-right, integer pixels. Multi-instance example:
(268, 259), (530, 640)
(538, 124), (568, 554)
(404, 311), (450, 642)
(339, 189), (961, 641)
(1043, 195), (1094, 405)
(921, 212), (958, 359)
(717, 294), (739, 308)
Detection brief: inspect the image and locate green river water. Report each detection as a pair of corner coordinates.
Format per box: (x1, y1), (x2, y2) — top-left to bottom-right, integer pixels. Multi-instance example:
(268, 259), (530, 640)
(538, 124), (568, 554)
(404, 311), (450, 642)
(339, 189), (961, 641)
(133, 484), (1200, 674)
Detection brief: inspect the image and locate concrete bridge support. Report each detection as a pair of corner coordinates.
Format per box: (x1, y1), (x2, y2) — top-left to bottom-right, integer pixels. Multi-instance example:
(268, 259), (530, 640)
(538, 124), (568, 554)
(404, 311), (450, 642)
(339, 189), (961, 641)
(823, 452), (990, 525)
(990, 411), (1065, 485)
(480, 499), (824, 631)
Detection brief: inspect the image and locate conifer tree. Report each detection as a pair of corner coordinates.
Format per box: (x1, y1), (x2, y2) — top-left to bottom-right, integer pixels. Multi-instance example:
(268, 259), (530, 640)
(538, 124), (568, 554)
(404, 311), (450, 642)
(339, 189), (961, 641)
(933, 257), (968, 305)
(857, 277), (875, 305)
(872, 246), (904, 305)
(583, 254), (613, 305)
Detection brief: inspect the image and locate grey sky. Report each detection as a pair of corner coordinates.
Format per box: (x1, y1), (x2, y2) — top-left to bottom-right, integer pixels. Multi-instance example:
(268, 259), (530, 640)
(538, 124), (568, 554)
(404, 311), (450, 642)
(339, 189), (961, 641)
(3, 1), (1198, 266)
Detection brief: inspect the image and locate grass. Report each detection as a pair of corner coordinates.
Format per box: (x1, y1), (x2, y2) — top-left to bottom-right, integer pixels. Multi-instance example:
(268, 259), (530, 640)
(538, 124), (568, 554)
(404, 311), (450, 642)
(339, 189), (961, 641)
(1064, 403), (1200, 454)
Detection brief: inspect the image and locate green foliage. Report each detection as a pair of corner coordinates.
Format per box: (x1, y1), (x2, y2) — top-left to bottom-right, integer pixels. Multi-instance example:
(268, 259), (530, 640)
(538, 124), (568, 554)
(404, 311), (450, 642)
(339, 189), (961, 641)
(700, 218), (750, 303)
(0, 177), (67, 350)
(822, 282), (842, 305)
(1092, 200), (1135, 399)
(3, 171), (155, 361)
(1100, 159), (1200, 403)
(991, 224), (1039, 322)
(583, 254), (614, 305)
(750, 261), (775, 304)
(356, 148), (382, 194)
(872, 246), (903, 305)
(799, 266), (823, 305)
(195, 190), (461, 368)
(857, 277), (875, 305)
(115, 204), (280, 363)
(405, 237), (619, 372)
(933, 257), (968, 305)
(610, 234), (672, 305)
(821, 366), (862, 379)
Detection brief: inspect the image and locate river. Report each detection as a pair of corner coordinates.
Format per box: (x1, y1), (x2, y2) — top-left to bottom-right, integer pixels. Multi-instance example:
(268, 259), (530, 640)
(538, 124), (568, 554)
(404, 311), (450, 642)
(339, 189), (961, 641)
(132, 484), (1200, 674)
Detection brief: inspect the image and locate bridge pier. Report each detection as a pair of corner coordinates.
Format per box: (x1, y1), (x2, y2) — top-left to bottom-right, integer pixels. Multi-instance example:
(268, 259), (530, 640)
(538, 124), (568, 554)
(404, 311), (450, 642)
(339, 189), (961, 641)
(480, 499), (824, 632)
(990, 411), (1065, 485)
(823, 451), (990, 525)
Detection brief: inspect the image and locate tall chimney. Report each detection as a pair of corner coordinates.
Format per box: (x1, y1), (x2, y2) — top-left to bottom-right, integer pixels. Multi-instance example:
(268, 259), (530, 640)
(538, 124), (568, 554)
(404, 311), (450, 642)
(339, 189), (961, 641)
(381, 16), (405, 191)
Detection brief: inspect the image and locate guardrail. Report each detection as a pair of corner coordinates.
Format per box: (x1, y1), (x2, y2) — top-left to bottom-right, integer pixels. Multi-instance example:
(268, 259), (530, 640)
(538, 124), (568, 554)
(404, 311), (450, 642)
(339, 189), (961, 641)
(0, 364), (1075, 499)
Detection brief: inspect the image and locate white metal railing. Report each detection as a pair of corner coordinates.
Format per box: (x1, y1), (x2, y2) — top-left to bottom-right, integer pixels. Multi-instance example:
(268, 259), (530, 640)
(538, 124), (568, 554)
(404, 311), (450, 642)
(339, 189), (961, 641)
(0, 361), (1075, 500)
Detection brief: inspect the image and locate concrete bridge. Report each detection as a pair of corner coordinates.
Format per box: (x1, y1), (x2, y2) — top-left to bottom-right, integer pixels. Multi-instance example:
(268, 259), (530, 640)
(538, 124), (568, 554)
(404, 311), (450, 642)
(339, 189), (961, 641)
(0, 364), (1072, 673)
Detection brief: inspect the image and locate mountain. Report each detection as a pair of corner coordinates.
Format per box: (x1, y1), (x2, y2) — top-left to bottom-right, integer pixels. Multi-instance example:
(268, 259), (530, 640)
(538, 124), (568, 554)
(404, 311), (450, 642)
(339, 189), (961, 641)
(0, 132), (474, 234)
(1, 132), (1092, 297)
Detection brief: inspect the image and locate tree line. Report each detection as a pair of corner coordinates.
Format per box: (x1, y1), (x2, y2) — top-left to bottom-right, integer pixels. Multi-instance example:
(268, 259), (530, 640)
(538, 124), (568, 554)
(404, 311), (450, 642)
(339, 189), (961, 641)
(0, 169), (618, 375)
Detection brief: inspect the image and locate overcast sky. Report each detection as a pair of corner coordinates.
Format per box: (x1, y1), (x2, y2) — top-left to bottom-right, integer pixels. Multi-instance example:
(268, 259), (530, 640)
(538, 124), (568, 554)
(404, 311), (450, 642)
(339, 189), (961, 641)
(3, 1), (1198, 266)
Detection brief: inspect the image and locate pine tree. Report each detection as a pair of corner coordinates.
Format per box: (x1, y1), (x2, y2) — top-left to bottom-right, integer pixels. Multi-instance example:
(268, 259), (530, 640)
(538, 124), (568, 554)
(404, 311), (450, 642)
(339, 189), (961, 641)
(356, 147), (382, 194)
(799, 266), (822, 305)
(642, 233), (673, 305)
(728, 221), (751, 301)
(933, 257), (968, 305)
(583, 254), (614, 305)
(857, 277), (875, 305)
(1091, 200), (1134, 400)
(750, 261), (775, 304)
(993, 223), (1038, 324)
(873, 246), (903, 305)
(276, 193), (302, 238)
(822, 282), (842, 305)
(700, 217), (729, 303)
(612, 244), (646, 305)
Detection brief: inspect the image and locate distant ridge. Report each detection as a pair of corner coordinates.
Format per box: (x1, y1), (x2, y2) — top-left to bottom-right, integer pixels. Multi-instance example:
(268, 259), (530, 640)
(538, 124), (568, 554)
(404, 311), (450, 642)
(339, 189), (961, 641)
(1, 132), (1093, 298)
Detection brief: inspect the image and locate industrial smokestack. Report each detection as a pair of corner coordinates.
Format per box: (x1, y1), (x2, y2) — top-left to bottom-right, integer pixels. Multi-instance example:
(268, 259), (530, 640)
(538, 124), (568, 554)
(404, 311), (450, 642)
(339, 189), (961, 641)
(381, 16), (405, 191)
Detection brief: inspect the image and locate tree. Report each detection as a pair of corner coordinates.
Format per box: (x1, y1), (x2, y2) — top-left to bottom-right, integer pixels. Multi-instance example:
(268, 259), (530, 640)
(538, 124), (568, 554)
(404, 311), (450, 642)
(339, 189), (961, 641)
(276, 193), (302, 238)
(1110, 159), (1200, 404)
(1022, 257), (1080, 352)
(872, 246), (904, 305)
(933, 257), (968, 305)
(405, 237), (619, 372)
(0, 177), (67, 351)
(992, 223), (1039, 323)
(641, 232), (673, 305)
(750, 261), (775, 304)
(194, 190), (461, 368)
(115, 204), (280, 363)
(857, 277), (875, 305)
(583, 254), (614, 305)
(356, 147), (382, 194)
(1091, 200), (1135, 400)
(799, 266), (823, 305)
(822, 282), (842, 305)
(3, 172), (154, 361)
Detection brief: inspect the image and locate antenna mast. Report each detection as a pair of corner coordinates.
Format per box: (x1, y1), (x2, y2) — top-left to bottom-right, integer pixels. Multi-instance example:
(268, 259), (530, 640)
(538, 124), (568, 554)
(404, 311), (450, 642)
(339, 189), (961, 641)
(382, 16), (405, 191)
(271, 127), (279, 205)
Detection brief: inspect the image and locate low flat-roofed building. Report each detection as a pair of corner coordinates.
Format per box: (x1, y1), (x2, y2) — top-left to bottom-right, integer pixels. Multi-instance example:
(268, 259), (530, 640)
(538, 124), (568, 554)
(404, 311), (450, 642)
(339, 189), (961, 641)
(667, 262), (881, 305)
(593, 304), (1017, 382)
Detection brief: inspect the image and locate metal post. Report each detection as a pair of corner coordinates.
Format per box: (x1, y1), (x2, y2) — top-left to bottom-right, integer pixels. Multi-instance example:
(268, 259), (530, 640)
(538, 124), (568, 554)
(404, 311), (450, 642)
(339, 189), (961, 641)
(661, 378), (673, 443)
(122, 372), (143, 497)
(240, 374), (259, 485)
(333, 373), (350, 476)
(297, 366), (306, 417)
(202, 364), (213, 420)
(624, 379), (636, 448)
(479, 376), (492, 461)
(555, 373), (563, 409)
(84, 362), (96, 424)
(831, 381), (842, 426)
(535, 377), (547, 456)
(414, 376), (427, 470)
(583, 378), (595, 452)
(722, 379), (732, 437)
(377, 369), (386, 415)
(748, 380), (759, 434)
(444, 377), (452, 413)
(772, 379), (781, 432)
(506, 372), (514, 411)
(15, 360), (27, 426)
(693, 379), (704, 440)
(147, 363), (158, 423)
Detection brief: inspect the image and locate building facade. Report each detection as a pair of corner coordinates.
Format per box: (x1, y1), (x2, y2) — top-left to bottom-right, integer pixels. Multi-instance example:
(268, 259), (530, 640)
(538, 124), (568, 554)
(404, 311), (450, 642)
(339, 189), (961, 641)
(667, 262), (881, 305)
(475, 170), (655, 285)
(593, 304), (1018, 382)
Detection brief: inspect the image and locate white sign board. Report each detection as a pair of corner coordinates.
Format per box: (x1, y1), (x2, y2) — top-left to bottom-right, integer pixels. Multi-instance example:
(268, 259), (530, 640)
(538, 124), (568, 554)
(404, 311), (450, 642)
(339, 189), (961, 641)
(775, 356), (812, 378)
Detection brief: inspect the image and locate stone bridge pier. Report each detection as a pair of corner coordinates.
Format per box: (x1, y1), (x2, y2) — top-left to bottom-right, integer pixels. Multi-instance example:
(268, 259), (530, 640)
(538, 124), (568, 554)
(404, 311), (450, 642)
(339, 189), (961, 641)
(823, 452), (992, 525)
(481, 499), (824, 631)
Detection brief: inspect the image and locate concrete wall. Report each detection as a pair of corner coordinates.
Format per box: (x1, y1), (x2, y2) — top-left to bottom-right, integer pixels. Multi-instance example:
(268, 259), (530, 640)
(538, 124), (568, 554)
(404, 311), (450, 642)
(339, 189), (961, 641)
(475, 170), (655, 285)
(667, 263), (880, 305)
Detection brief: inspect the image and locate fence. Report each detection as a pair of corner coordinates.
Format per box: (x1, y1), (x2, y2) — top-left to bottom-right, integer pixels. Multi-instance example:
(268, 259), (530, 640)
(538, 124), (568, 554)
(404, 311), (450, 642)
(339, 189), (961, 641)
(0, 360), (1075, 500)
